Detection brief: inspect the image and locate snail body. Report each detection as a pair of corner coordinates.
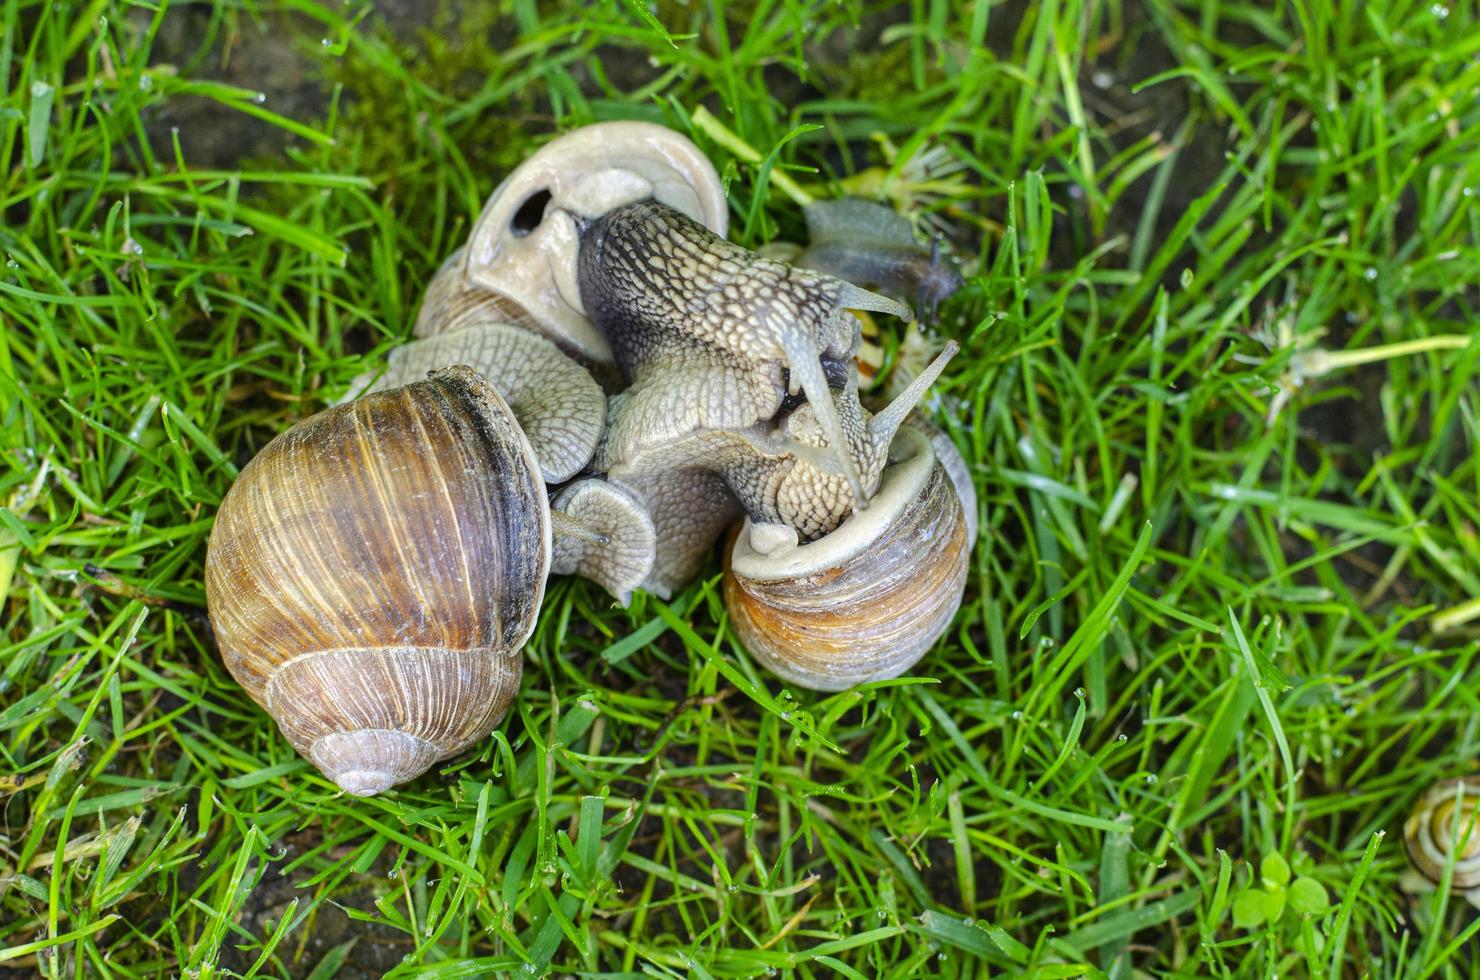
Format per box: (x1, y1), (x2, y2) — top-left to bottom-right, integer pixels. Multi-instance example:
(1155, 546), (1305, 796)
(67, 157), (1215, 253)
(576, 200), (913, 502)
(1403, 777), (1480, 908)
(205, 368), (549, 795)
(566, 194), (970, 689)
(598, 343), (958, 591)
(796, 197), (964, 324)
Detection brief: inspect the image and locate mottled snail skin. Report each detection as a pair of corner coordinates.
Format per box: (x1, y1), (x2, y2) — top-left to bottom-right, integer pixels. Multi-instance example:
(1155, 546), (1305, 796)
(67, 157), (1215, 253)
(723, 427), (970, 691)
(348, 321), (607, 484)
(607, 466), (741, 599)
(576, 200), (914, 502)
(593, 343), (958, 615)
(602, 343), (958, 544)
(797, 198), (964, 324)
(205, 367), (550, 796)
(1403, 777), (1480, 908)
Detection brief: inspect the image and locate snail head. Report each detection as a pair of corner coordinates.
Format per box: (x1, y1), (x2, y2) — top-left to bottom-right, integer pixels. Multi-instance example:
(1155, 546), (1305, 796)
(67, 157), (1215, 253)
(575, 200), (918, 509)
(741, 340), (960, 539)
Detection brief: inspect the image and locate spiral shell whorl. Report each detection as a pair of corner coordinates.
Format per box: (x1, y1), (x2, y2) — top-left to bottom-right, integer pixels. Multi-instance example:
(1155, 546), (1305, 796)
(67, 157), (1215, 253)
(414, 247), (539, 339)
(268, 646), (521, 795)
(205, 367), (549, 794)
(1405, 777), (1480, 890)
(723, 429), (969, 691)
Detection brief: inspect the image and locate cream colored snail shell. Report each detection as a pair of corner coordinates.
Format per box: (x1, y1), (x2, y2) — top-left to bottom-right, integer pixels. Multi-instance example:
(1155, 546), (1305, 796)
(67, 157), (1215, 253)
(205, 367), (551, 796)
(413, 247), (542, 339)
(722, 426), (970, 691)
(460, 121), (728, 366)
(1402, 776), (1480, 907)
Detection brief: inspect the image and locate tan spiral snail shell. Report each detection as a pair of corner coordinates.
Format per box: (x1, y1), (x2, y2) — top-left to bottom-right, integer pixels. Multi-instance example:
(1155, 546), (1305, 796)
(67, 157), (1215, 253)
(205, 367), (550, 796)
(723, 424), (970, 691)
(1402, 776), (1480, 907)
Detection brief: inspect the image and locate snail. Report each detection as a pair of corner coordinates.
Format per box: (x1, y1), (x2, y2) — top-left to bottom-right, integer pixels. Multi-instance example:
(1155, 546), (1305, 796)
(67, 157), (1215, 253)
(556, 192), (974, 690)
(450, 121), (729, 367)
(205, 368), (548, 796)
(1402, 776), (1480, 908)
(575, 200), (920, 506)
(724, 422), (970, 691)
(205, 367), (653, 795)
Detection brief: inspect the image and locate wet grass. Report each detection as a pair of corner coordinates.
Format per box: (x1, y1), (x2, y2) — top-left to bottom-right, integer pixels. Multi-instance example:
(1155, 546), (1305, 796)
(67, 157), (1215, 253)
(3, 0), (1480, 976)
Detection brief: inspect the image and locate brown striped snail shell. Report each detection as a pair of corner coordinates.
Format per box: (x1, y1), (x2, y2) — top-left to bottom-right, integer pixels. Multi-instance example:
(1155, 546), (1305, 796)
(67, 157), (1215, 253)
(1402, 777), (1480, 908)
(205, 367), (550, 796)
(722, 424), (970, 691)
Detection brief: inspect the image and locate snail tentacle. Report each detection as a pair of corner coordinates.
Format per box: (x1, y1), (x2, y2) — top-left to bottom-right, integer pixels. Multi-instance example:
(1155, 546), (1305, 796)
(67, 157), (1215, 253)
(549, 480), (656, 606)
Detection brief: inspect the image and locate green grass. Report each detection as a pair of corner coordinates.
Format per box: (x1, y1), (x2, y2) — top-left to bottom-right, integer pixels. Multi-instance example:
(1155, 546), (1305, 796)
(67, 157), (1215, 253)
(3, 0), (1480, 975)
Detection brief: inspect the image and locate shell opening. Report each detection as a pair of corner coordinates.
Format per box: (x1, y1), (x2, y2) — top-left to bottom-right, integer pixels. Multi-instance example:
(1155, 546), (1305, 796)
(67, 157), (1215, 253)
(732, 426), (934, 581)
(511, 189), (553, 237)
